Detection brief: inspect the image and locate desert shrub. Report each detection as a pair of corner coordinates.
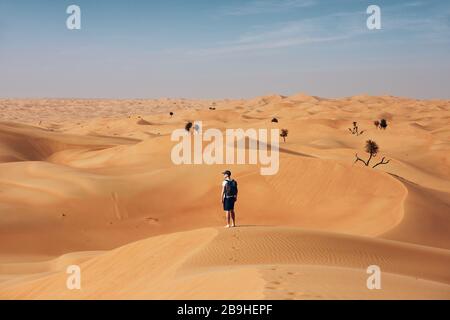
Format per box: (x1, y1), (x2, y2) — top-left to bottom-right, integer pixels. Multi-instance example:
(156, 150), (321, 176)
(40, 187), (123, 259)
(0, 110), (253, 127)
(354, 140), (390, 168)
(280, 129), (289, 142)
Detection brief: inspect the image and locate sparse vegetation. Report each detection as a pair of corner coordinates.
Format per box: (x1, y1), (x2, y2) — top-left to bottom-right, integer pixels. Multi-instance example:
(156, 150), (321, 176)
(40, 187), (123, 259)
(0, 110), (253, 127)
(354, 140), (390, 168)
(348, 122), (365, 136)
(280, 129), (289, 142)
(374, 120), (380, 129)
(373, 119), (388, 130)
(271, 118), (279, 123)
(170, 112), (174, 117)
(185, 122), (193, 132)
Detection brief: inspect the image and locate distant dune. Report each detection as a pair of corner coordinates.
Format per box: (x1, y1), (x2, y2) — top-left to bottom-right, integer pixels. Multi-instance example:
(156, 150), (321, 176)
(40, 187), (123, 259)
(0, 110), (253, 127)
(0, 94), (449, 299)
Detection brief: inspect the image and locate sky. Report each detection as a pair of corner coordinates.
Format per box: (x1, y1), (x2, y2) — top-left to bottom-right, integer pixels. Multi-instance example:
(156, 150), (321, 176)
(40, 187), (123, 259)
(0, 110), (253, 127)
(0, 0), (449, 99)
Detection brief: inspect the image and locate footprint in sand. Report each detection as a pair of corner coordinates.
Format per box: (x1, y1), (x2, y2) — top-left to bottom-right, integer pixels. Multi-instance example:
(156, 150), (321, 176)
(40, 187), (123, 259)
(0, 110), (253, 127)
(284, 292), (317, 300)
(144, 217), (160, 225)
(111, 192), (130, 221)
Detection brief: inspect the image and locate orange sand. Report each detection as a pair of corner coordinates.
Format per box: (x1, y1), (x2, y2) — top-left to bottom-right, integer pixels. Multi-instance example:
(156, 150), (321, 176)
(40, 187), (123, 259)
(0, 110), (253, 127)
(0, 94), (449, 299)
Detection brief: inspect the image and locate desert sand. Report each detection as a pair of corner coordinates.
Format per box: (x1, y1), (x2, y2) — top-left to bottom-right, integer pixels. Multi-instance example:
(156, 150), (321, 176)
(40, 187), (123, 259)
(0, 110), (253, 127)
(0, 94), (449, 299)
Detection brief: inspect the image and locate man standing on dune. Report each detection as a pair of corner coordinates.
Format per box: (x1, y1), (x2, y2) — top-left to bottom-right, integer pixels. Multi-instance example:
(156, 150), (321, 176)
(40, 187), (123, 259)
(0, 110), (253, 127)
(221, 170), (238, 228)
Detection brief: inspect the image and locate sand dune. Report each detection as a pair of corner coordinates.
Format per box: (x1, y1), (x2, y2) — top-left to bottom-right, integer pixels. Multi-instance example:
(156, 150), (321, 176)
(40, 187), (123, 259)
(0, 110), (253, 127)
(1, 227), (449, 299)
(0, 94), (449, 299)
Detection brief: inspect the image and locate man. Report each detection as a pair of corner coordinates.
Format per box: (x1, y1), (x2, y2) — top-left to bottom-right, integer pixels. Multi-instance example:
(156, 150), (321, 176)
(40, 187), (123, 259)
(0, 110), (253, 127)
(221, 170), (238, 228)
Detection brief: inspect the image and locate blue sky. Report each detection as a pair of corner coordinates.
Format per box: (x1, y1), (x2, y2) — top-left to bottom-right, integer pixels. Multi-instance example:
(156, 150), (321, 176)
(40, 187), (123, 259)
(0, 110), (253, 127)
(0, 0), (449, 99)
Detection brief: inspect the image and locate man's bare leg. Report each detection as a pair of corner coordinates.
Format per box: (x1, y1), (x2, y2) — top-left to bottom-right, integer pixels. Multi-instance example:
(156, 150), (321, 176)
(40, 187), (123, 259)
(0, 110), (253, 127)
(231, 210), (236, 227)
(225, 211), (231, 228)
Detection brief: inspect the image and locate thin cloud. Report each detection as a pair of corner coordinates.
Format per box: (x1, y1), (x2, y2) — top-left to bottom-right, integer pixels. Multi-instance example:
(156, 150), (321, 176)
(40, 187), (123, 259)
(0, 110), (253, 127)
(191, 2), (450, 58)
(402, 1), (427, 8)
(190, 11), (364, 56)
(222, 0), (316, 16)
(190, 33), (358, 56)
(382, 4), (450, 38)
